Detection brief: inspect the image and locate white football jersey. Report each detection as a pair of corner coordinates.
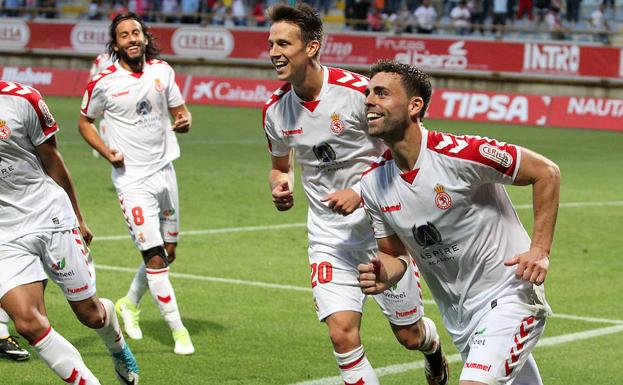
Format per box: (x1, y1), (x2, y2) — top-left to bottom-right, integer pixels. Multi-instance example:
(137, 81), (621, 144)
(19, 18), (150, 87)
(361, 127), (551, 351)
(0, 81), (77, 244)
(263, 67), (385, 251)
(89, 52), (114, 80)
(80, 59), (184, 189)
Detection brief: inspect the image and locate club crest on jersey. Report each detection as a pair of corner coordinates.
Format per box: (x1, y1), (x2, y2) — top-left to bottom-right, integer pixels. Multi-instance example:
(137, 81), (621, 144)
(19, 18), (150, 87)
(330, 112), (345, 135)
(434, 184), (453, 210)
(137, 232), (146, 243)
(0, 120), (10, 140)
(154, 78), (164, 92)
(38, 99), (56, 127)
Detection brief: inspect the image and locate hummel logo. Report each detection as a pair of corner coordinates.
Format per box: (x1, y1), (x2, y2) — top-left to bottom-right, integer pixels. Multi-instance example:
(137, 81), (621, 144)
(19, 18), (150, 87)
(381, 203), (401, 213)
(281, 127), (303, 136)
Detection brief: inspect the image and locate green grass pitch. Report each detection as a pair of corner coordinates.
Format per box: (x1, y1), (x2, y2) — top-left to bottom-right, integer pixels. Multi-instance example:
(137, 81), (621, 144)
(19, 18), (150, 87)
(1, 96), (622, 384)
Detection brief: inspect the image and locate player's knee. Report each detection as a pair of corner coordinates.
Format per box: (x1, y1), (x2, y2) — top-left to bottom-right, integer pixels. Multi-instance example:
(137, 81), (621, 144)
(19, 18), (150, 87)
(328, 326), (360, 352)
(72, 299), (105, 329)
(142, 245), (168, 268)
(393, 321), (426, 350)
(13, 311), (50, 343)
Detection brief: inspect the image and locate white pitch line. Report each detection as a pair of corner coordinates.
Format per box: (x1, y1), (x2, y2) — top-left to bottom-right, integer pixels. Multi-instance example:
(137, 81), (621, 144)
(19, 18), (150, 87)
(95, 264), (623, 326)
(93, 200), (623, 242)
(288, 325), (623, 385)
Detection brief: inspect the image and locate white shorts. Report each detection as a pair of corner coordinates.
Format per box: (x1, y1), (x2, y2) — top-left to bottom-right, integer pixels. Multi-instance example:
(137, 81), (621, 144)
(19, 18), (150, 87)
(117, 164), (180, 251)
(0, 229), (96, 302)
(460, 302), (547, 384)
(310, 245), (424, 325)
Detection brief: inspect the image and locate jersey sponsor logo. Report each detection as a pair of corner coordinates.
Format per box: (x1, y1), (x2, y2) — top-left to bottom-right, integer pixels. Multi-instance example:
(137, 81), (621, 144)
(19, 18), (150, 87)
(464, 362), (492, 372)
(434, 184), (453, 210)
(163, 208), (176, 217)
(136, 98), (153, 116)
(67, 284), (89, 294)
(281, 127), (303, 136)
(0, 120), (10, 140)
(412, 222), (442, 247)
(137, 232), (146, 243)
(312, 143), (337, 163)
(330, 112), (345, 135)
(479, 143), (513, 168)
(50, 257), (66, 271)
(395, 307), (418, 318)
(381, 203), (401, 213)
(111, 90), (130, 98)
(154, 78), (164, 93)
(38, 99), (56, 127)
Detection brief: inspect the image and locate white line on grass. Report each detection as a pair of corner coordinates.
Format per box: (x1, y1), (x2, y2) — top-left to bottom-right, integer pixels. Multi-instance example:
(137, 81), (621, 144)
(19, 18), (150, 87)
(287, 325), (623, 385)
(95, 264), (623, 326)
(94, 200), (623, 242)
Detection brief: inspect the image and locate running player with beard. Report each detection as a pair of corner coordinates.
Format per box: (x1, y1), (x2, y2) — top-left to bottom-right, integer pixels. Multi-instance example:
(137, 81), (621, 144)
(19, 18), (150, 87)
(358, 60), (559, 385)
(263, 5), (448, 384)
(78, 12), (194, 355)
(0, 81), (138, 384)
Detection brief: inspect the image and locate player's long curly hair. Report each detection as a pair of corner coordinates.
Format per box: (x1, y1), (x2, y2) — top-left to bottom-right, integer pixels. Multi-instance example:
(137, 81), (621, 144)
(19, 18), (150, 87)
(369, 60), (432, 121)
(106, 12), (161, 62)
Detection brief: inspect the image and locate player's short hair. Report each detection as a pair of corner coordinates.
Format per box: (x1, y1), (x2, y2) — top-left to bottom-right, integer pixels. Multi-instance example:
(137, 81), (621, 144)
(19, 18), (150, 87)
(369, 60), (432, 120)
(267, 4), (323, 52)
(107, 12), (161, 61)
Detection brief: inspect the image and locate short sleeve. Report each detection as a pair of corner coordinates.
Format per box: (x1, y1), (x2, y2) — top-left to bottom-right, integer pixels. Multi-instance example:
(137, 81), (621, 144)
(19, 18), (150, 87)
(166, 66), (185, 108)
(263, 113), (290, 157)
(80, 80), (105, 119)
(26, 92), (59, 146)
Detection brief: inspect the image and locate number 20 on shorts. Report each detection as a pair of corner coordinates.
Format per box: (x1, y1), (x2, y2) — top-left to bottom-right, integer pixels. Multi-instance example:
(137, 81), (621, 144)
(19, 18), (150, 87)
(311, 262), (333, 288)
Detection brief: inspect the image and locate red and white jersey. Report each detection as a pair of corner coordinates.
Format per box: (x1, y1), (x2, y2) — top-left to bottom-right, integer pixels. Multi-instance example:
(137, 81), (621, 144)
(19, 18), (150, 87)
(89, 52), (114, 80)
(361, 127), (551, 351)
(0, 81), (77, 244)
(80, 59), (184, 189)
(263, 67), (385, 251)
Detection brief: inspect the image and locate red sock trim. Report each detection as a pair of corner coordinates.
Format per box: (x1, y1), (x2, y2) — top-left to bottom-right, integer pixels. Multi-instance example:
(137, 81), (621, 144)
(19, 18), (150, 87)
(339, 353), (365, 370)
(146, 267), (170, 275)
(31, 326), (52, 346)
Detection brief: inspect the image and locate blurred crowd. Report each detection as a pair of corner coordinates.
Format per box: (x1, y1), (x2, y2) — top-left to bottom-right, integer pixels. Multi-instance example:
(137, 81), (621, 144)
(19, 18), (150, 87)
(0, 0), (617, 43)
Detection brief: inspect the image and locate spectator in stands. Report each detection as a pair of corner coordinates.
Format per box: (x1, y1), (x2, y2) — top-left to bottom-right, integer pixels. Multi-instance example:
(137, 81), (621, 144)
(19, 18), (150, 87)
(161, 0), (180, 22)
(491, 0), (508, 37)
(515, 0), (533, 21)
(368, 6), (386, 30)
(211, 0), (227, 24)
(533, 0), (549, 25)
(450, 0), (471, 35)
(231, 0), (247, 25)
(2, 0), (23, 17)
(565, 0), (580, 25)
(252, 0), (266, 26)
(351, 0), (372, 31)
(180, 0), (200, 23)
(37, 0), (57, 18)
(87, 0), (105, 19)
(545, 5), (566, 39)
(414, 0), (437, 33)
(390, 2), (415, 33)
(468, 0), (485, 34)
(590, 2), (610, 44)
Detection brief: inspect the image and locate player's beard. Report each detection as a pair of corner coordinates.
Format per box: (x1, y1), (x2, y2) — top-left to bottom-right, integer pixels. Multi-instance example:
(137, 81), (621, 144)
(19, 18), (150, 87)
(370, 111), (411, 142)
(118, 43), (146, 69)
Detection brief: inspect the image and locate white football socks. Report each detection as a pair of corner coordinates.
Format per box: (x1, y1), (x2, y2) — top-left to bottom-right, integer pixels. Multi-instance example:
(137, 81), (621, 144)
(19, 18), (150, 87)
(334, 345), (380, 385)
(32, 327), (101, 385)
(95, 298), (126, 354)
(0, 307), (10, 337)
(145, 267), (184, 331)
(420, 316), (440, 354)
(126, 262), (148, 306)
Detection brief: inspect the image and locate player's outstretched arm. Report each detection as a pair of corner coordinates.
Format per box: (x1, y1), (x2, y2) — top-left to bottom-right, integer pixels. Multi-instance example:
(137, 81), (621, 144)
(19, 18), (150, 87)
(78, 115), (124, 168)
(36, 136), (93, 245)
(358, 234), (410, 294)
(269, 152), (294, 211)
(504, 147), (560, 285)
(170, 104), (192, 133)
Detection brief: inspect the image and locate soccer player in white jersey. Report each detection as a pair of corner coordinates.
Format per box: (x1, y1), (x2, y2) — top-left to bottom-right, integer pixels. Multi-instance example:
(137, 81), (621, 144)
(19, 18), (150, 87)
(88, 52), (114, 158)
(263, 5), (448, 384)
(358, 60), (560, 385)
(0, 80), (139, 384)
(78, 12), (194, 355)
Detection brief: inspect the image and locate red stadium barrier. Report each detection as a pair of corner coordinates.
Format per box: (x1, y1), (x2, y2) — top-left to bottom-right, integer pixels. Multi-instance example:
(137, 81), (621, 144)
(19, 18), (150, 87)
(0, 64), (620, 131)
(2, 19), (623, 81)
